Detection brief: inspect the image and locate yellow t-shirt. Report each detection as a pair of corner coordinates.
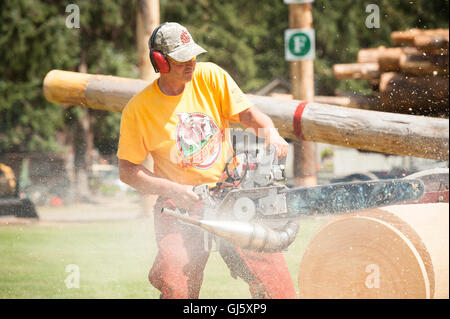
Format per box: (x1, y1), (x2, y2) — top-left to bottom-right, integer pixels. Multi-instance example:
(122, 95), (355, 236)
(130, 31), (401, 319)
(117, 62), (253, 186)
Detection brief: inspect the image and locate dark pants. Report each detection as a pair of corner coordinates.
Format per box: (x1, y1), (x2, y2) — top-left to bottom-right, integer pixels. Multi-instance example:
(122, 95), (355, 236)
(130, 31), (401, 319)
(148, 199), (297, 299)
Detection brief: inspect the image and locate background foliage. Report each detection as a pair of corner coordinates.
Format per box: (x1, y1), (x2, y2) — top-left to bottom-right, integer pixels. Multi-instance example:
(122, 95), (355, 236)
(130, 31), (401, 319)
(0, 0), (448, 156)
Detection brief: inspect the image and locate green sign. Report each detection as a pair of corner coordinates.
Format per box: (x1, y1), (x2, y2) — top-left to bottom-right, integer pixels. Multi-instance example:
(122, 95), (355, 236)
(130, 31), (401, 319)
(285, 29), (315, 61)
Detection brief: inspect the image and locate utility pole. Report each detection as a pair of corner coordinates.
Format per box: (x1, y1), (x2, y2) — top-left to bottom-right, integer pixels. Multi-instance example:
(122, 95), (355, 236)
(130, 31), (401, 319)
(286, 1), (318, 187)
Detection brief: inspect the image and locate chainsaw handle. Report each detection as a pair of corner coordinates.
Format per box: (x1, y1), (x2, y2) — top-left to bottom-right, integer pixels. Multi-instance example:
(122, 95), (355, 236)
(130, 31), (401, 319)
(192, 184), (209, 199)
(160, 195), (204, 218)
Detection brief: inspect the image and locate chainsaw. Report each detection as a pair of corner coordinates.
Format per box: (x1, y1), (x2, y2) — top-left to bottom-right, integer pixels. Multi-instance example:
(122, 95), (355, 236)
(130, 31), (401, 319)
(162, 146), (425, 252)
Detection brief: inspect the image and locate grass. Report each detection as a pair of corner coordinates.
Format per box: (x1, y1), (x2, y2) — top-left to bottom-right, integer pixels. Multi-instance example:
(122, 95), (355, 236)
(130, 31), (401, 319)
(0, 216), (327, 299)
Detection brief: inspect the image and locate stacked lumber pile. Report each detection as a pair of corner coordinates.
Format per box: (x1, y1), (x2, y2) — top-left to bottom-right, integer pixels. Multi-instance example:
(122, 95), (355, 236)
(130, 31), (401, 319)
(325, 28), (449, 117)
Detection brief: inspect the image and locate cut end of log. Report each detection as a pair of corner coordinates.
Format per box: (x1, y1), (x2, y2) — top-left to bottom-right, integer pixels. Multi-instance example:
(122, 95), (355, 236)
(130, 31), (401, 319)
(43, 70), (91, 106)
(298, 203), (449, 299)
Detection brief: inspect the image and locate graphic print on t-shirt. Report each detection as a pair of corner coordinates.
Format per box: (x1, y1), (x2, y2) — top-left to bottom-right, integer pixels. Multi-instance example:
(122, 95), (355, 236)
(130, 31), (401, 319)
(175, 112), (222, 169)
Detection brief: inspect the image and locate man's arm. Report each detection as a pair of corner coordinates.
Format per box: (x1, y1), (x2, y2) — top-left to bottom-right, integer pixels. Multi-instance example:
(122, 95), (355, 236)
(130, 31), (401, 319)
(118, 159), (199, 210)
(238, 106), (289, 157)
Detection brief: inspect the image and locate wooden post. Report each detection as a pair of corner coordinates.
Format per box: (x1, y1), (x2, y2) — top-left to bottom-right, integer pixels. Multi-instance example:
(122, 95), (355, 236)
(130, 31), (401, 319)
(137, 0), (159, 216)
(137, 0), (159, 82)
(289, 2), (317, 187)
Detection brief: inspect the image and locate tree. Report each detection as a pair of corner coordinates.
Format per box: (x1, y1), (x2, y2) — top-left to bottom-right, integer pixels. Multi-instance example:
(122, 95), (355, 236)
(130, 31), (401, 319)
(0, 0), (139, 202)
(0, 0), (79, 154)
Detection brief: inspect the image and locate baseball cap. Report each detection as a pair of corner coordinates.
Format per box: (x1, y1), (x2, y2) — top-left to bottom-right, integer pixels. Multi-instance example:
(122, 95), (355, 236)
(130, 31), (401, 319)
(151, 22), (207, 62)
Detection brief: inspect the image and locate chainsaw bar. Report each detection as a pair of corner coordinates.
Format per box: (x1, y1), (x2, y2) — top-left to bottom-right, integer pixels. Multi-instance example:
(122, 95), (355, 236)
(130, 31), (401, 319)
(284, 178), (425, 217)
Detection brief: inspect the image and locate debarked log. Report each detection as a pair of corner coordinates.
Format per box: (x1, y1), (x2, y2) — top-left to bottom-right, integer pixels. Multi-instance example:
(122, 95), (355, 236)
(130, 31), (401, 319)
(43, 70), (449, 161)
(43, 70), (150, 112)
(333, 63), (380, 80)
(357, 46), (448, 75)
(391, 28), (449, 45)
(413, 33), (449, 51)
(357, 46), (420, 71)
(313, 95), (380, 110)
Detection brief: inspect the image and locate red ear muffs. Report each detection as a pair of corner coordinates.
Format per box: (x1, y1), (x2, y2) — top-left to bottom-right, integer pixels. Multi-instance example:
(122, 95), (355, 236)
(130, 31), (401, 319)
(149, 23), (170, 74)
(150, 50), (170, 73)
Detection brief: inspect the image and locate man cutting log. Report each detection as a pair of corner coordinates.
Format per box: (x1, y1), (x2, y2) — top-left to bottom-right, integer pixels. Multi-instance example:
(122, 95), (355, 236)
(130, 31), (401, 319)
(116, 22), (295, 299)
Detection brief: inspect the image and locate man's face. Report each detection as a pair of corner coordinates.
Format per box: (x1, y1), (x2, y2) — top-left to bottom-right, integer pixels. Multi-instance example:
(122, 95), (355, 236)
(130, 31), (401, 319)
(167, 57), (197, 83)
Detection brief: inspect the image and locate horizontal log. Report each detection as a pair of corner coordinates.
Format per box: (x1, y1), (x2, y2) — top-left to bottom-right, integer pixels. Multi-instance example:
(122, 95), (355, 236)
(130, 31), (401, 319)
(399, 52), (449, 76)
(357, 46), (386, 63)
(43, 70), (91, 107)
(358, 46), (419, 63)
(43, 69), (150, 113)
(323, 92), (448, 118)
(43, 70), (449, 161)
(314, 94), (380, 110)
(379, 72), (449, 116)
(379, 73), (449, 96)
(378, 47), (409, 71)
(271, 94), (382, 112)
(357, 46), (449, 72)
(298, 203), (449, 298)
(357, 46), (449, 75)
(297, 101), (448, 160)
(414, 33), (449, 51)
(391, 28), (449, 45)
(333, 63), (380, 80)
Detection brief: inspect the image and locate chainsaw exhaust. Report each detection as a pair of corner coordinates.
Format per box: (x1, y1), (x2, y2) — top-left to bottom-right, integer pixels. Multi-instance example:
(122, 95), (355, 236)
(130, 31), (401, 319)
(162, 208), (299, 253)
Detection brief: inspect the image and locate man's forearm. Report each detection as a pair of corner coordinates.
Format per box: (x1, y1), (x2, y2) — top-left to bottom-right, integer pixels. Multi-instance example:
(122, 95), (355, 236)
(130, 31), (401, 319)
(238, 106), (289, 157)
(238, 106), (275, 138)
(118, 159), (181, 198)
(118, 159), (200, 209)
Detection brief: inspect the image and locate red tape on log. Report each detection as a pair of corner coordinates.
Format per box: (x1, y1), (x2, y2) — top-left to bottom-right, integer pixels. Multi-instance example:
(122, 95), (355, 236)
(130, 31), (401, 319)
(418, 190), (449, 204)
(405, 190), (449, 205)
(293, 101), (309, 140)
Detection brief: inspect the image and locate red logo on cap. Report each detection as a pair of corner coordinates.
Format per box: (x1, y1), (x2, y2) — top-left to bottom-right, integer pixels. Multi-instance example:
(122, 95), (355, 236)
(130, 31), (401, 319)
(180, 30), (191, 44)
